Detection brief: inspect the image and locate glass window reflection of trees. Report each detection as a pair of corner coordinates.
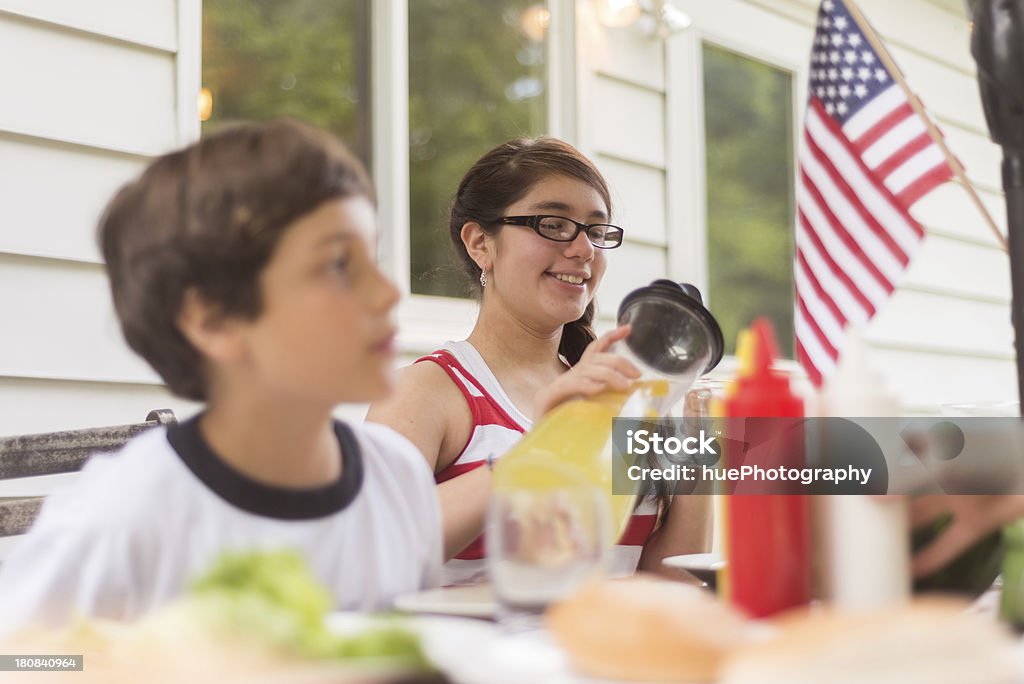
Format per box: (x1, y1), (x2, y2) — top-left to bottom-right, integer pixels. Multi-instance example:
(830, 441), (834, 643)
(409, 1), (548, 297)
(201, 0), (549, 300)
(201, 0), (372, 166)
(703, 44), (795, 357)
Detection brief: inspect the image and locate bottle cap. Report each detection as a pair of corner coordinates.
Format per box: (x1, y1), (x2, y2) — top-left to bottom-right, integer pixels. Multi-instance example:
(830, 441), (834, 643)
(616, 279), (724, 377)
(821, 328), (900, 417)
(724, 318), (803, 417)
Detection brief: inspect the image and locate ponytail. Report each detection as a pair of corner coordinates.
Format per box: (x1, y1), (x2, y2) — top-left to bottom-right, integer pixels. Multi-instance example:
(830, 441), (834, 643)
(558, 300), (596, 366)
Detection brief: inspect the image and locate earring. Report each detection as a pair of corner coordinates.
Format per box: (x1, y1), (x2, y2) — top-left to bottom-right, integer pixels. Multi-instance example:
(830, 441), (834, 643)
(479, 271), (488, 288)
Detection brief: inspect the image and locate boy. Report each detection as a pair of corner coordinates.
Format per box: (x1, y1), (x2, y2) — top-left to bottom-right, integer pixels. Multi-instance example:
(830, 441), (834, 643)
(0, 119), (441, 634)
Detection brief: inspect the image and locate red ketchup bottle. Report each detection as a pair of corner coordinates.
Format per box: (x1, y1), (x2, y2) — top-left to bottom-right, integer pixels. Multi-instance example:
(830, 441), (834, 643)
(722, 318), (811, 618)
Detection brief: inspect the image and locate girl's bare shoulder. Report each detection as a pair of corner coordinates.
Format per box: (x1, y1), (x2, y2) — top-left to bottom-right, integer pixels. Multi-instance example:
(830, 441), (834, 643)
(365, 360), (472, 469)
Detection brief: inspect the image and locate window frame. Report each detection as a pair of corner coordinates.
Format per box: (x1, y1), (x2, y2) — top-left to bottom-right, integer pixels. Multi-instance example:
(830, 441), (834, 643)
(665, 0), (810, 378)
(192, 0), (574, 357)
(371, 0), (576, 354)
(179, 0), (202, 146)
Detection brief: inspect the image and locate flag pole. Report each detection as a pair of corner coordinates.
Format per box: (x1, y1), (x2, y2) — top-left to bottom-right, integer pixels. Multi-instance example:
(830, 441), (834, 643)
(844, 0), (1008, 252)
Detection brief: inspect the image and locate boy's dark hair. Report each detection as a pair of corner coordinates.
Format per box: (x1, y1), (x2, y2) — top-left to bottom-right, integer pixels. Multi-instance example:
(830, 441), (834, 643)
(448, 137), (611, 366)
(98, 118), (374, 401)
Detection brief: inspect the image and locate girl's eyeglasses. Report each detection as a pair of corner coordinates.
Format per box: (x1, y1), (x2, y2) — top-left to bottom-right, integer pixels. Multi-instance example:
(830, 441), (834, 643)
(496, 215), (624, 249)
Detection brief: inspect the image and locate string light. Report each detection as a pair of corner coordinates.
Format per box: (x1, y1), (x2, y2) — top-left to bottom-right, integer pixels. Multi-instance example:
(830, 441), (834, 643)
(197, 87), (213, 122)
(520, 4), (551, 42)
(593, 0), (691, 38)
(593, 0), (642, 28)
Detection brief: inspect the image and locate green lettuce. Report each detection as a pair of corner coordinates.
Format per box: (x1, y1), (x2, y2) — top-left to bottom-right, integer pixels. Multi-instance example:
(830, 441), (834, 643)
(186, 549), (430, 668)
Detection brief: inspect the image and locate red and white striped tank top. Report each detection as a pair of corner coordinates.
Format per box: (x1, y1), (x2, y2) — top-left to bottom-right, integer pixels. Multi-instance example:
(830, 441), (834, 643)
(416, 340), (658, 587)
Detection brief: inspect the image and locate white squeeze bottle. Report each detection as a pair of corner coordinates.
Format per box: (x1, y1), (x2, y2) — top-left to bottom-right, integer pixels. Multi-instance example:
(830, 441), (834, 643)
(816, 330), (910, 610)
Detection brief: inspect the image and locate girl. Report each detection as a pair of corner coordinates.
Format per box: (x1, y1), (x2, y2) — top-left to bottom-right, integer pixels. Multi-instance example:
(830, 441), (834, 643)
(368, 137), (709, 585)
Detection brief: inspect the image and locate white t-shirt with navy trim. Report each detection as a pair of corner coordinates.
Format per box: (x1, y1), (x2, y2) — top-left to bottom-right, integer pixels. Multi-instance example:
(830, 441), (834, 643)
(0, 416), (442, 636)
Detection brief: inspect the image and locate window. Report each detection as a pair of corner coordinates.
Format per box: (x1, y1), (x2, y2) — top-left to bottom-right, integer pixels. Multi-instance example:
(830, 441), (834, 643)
(703, 44), (795, 356)
(201, 0), (372, 167)
(202, 0), (549, 300)
(408, 0), (550, 297)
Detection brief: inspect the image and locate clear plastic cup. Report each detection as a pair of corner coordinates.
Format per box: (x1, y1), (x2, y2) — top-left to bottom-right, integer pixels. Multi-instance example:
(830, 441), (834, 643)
(487, 482), (611, 632)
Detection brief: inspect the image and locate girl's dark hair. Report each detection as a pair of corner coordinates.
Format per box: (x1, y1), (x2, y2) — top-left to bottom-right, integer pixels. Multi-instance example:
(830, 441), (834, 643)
(448, 137), (611, 366)
(98, 118), (373, 401)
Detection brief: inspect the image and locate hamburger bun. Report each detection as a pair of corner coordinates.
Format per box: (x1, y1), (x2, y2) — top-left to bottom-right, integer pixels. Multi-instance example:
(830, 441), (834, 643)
(546, 574), (749, 682)
(721, 597), (1022, 684)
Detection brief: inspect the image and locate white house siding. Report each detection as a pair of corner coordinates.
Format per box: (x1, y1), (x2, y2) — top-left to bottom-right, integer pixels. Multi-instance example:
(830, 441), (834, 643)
(0, 3), (201, 449)
(0, 0), (1011, 522)
(576, 12), (672, 326)
(617, 0), (1014, 414)
(0, 2), (201, 561)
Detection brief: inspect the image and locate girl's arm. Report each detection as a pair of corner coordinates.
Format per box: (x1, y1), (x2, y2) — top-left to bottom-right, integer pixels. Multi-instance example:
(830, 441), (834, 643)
(636, 490), (714, 577)
(366, 362), (487, 560)
(433, 467), (493, 559)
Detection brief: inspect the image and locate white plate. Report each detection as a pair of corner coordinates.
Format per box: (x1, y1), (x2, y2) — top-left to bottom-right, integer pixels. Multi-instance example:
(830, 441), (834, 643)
(328, 613), (571, 684)
(662, 552), (726, 586)
(392, 583), (498, 619)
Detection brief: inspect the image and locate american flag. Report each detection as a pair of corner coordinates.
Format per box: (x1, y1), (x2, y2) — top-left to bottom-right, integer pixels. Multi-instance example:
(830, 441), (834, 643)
(795, 0), (955, 386)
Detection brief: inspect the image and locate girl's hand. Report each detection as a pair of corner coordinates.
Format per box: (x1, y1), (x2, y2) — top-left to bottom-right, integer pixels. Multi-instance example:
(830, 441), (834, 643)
(535, 324), (641, 418)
